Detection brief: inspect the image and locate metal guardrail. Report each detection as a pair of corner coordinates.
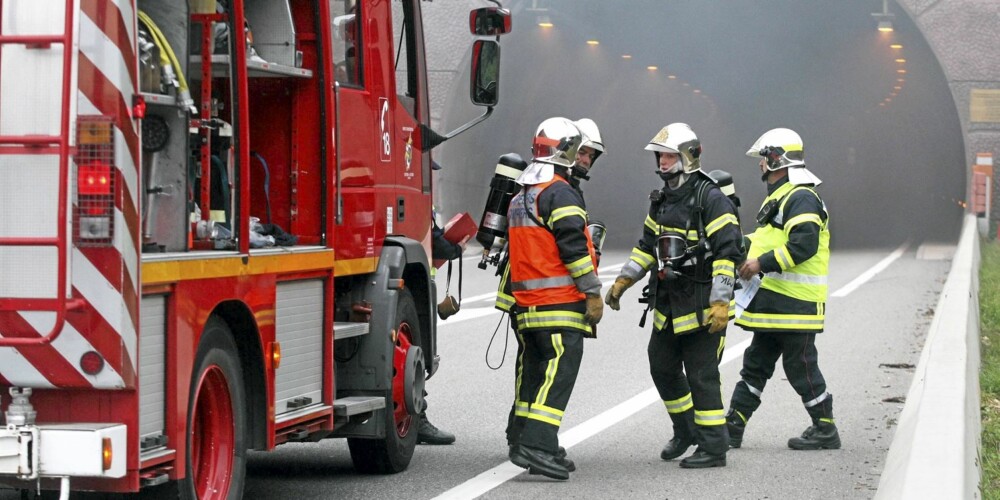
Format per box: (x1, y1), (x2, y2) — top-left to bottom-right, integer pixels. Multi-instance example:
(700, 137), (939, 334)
(875, 213), (982, 499)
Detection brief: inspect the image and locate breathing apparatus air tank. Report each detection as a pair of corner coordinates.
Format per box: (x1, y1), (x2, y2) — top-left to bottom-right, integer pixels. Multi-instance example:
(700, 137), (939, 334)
(477, 152), (528, 269)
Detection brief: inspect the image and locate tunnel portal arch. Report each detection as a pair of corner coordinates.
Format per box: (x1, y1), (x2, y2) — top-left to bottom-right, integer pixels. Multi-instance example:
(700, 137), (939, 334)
(423, 0), (1000, 248)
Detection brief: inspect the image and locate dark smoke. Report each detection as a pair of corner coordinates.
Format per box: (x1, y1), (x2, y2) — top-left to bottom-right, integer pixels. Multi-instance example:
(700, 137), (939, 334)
(436, 0), (964, 250)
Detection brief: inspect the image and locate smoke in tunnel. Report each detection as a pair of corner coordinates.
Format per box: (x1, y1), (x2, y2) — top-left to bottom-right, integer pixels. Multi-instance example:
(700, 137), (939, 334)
(434, 0), (965, 250)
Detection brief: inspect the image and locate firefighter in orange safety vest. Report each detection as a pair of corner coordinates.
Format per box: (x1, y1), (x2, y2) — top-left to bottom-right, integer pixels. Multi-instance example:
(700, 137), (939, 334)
(503, 117), (604, 481)
(604, 123), (743, 468)
(496, 118), (604, 477)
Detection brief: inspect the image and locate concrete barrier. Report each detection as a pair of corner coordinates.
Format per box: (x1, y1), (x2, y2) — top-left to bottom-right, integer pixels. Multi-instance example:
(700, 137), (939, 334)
(875, 213), (982, 499)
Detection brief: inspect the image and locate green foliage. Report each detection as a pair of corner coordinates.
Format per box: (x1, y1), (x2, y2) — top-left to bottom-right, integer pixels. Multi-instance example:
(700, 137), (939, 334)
(980, 239), (1000, 499)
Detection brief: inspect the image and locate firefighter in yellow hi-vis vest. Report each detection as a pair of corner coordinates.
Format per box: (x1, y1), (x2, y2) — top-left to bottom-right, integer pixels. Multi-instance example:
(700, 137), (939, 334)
(726, 128), (840, 451)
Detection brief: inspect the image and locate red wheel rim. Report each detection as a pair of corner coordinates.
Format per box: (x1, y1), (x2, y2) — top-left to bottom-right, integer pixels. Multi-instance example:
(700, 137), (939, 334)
(190, 364), (235, 499)
(391, 322), (415, 438)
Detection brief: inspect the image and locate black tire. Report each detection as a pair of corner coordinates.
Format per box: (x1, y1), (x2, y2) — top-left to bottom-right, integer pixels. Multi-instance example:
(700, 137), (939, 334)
(179, 317), (248, 500)
(347, 289), (421, 474)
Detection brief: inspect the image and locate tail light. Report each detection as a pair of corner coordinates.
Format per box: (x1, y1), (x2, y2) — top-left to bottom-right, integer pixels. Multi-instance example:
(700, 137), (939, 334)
(74, 117), (116, 246)
(78, 162), (112, 198)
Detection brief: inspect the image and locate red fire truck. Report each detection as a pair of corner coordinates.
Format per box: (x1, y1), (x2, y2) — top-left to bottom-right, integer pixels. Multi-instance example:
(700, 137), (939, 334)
(0, 0), (507, 497)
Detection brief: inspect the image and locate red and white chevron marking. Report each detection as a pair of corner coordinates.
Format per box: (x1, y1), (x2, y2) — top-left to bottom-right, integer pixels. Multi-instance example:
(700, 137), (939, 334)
(0, 0), (138, 389)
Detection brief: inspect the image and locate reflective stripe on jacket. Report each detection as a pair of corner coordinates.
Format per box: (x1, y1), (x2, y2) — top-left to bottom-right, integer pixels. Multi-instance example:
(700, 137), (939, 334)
(495, 256), (515, 313)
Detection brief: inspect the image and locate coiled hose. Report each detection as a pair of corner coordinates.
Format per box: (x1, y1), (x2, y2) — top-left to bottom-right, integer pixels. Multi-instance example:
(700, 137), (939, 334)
(137, 10), (197, 114)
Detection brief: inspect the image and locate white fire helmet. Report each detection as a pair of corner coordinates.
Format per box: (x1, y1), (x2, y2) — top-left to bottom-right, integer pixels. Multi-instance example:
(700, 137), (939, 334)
(746, 127), (821, 185)
(644, 122), (702, 173)
(574, 118), (604, 163)
(532, 117), (583, 168)
(517, 117), (583, 185)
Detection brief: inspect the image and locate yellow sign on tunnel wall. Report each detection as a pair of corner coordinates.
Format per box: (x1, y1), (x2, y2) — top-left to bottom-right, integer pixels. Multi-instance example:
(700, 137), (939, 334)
(971, 89), (1000, 123)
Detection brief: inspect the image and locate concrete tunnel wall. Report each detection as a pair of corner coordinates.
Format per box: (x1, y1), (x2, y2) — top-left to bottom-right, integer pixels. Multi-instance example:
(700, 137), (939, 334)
(895, 0), (1000, 227)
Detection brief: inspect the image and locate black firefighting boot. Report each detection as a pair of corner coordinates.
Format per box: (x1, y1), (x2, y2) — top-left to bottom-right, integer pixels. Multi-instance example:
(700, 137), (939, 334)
(510, 445), (570, 480)
(554, 446), (576, 472)
(726, 409), (747, 449)
(417, 413), (456, 445)
(788, 420), (841, 450)
(679, 448), (727, 469)
(510, 445), (574, 472)
(660, 410), (696, 460)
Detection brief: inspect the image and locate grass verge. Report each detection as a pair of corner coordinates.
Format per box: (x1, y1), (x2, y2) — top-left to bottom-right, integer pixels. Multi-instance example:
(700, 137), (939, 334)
(981, 238), (1000, 499)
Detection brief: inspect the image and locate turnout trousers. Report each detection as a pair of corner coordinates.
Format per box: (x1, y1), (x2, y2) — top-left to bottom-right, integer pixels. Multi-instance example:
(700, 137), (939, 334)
(506, 321), (584, 453)
(648, 322), (729, 455)
(729, 331), (834, 422)
(505, 315), (526, 446)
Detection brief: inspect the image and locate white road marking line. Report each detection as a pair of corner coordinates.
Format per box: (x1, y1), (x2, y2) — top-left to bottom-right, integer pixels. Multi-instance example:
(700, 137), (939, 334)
(450, 262), (625, 305)
(436, 305), (506, 324)
(431, 339), (751, 500)
(831, 240), (909, 297)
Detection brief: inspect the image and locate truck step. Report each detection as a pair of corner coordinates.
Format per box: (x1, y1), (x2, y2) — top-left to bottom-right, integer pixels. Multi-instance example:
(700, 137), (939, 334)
(334, 321), (369, 340)
(333, 396), (385, 417)
(141, 472), (170, 487)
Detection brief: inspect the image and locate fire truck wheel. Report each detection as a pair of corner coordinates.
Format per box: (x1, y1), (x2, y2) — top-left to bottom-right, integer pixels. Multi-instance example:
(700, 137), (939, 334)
(181, 318), (248, 500)
(347, 289), (421, 474)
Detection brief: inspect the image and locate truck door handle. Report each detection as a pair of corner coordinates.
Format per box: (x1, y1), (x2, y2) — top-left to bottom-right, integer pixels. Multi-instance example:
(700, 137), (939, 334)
(397, 197), (405, 221)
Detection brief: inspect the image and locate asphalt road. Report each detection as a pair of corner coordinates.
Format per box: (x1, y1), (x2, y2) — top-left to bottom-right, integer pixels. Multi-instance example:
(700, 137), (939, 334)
(0, 243), (953, 499)
(238, 244), (950, 500)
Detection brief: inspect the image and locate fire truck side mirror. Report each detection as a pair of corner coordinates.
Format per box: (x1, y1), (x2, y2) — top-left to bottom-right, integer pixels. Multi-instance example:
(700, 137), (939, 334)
(470, 40), (500, 107)
(469, 7), (511, 36)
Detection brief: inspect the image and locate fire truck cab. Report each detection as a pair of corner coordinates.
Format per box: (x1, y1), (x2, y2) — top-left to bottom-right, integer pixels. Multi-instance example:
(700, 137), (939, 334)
(0, 0), (507, 497)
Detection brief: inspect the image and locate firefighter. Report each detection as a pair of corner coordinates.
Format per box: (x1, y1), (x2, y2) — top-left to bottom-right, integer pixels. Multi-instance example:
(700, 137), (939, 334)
(500, 118), (604, 475)
(725, 128), (840, 451)
(504, 117), (603, 481)
(604, 123), (742, 468)
(418, 161), (466, 445)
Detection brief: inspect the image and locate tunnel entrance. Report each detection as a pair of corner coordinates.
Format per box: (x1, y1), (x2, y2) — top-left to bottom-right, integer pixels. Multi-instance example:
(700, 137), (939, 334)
(438, 0), (965, 249)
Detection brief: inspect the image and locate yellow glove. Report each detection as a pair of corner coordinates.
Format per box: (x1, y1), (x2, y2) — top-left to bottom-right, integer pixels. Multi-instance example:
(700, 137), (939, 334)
(705, 302), (730, 333)
(585, 293), (604, 325)
(604, 277), (635, 311)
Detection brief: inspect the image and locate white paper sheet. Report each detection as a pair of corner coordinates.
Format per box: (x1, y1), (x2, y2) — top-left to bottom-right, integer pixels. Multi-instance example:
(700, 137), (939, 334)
(735, 275), (761, 319)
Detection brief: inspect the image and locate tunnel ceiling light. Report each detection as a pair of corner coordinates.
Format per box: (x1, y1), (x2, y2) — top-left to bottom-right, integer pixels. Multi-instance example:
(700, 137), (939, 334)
(872, 0), (895, 33)
(897, 78), (905, 82)
(893, 86), (902, 90)
(667, 74), (676, 79)
(622, 54), (632, 59)
(895, 58), (906, 63)
(586, 40), (599, 45)
(683, 82), (690, 87)
(647, 65), (658, 71)
(537, 15), (553, 28)
(897, 69), (907, 73)
(890, 44), (903, 49)
(879, 102), (886, 106)
(693, 89), (701, 94)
